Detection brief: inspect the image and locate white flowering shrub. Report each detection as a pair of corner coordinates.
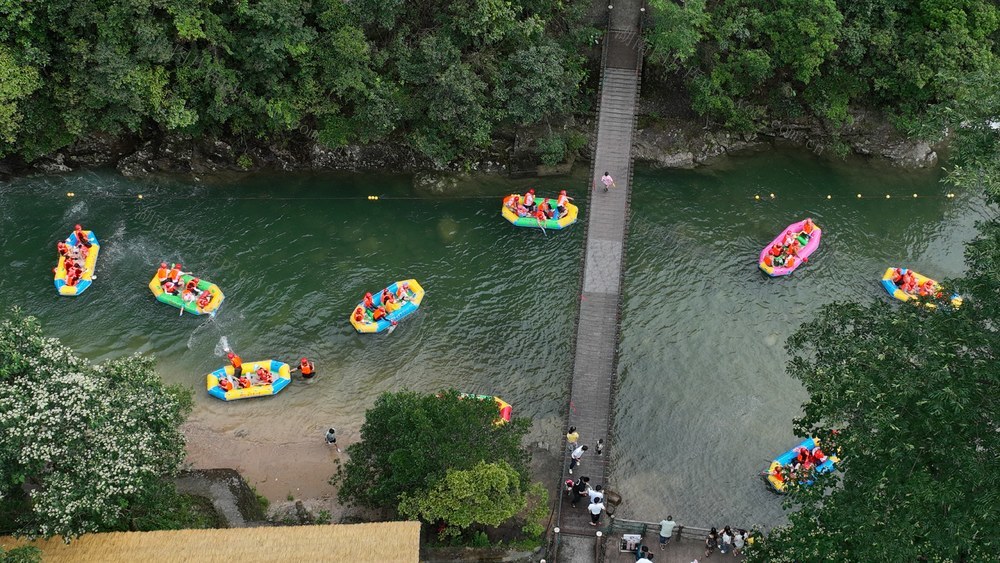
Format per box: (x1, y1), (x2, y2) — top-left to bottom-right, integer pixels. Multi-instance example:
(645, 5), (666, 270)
(0, 310), (192, 539)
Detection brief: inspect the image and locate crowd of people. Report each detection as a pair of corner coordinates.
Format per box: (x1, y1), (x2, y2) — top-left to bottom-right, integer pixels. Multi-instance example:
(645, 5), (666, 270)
(154, 262), (215, 310)
(761, 217), (817, 269)
(53, 224), (93, 287)
(352, 283), (414, 325)
(504, 188), (573, 223)
(888, 267), (941, 298)
(703, 525), (752, 558)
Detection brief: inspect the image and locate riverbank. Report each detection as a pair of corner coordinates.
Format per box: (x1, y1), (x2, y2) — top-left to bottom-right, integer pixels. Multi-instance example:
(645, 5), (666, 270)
(2, 99), (939, 185)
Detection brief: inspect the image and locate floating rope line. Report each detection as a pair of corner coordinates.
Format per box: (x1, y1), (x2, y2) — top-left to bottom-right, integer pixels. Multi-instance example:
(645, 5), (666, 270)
(750, 192), (957, 201)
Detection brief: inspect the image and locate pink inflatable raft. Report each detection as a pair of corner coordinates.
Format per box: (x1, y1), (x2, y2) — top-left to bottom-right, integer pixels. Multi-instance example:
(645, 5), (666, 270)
(758, 218), (822, 276)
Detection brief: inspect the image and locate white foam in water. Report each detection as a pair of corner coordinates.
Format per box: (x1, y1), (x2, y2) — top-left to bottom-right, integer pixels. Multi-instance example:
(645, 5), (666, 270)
(215, 336), (230, 356)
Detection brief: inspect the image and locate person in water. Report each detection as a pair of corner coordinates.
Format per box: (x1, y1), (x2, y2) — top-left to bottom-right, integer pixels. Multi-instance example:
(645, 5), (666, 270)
(291, 357), (315, 379)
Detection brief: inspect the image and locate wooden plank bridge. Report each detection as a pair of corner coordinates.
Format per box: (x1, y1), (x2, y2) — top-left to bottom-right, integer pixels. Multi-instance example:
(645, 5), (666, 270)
(554, 2), (645, 551)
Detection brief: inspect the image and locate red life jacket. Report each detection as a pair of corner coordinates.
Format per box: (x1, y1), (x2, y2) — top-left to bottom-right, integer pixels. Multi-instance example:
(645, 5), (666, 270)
(197, 291), (212, 307)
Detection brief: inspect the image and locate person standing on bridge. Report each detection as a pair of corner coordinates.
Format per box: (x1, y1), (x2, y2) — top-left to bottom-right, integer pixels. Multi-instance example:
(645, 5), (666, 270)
(600, 171), (616, 192)
(566, 426), (579, 451)
(569, 444), (588, 474)
(659, 515), (677, 550)
(587, 496), (605, 526)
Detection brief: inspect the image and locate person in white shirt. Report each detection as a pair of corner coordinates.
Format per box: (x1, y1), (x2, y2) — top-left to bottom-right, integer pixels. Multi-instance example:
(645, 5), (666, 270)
(569, 444), (588, 474)
(587, 498), (605, 526)
(659, 515), (677, 549)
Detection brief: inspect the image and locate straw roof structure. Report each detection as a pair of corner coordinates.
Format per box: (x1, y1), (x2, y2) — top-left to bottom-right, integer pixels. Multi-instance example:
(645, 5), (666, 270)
(0, 521), (420, 562)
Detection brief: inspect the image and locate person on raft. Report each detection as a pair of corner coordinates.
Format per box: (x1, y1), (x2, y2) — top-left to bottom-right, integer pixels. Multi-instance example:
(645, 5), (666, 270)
(255, 366), (274, 385)
(72, 224), (92, 257)
(196, 288), (213, 309)
(238, 372), (253, 389)
(363, 292), (375, 310)
(523, 188), (537, 212)
(504, 193), (519, 210)
(395, 282), (412, 301)
(155, 262), (170, 283)
(556, 190), (572, 216)
(218, 375), (234, 392)
(227, 351), (244, 376)
(353, 305), (368, 324)
(290, 357), (316, 379)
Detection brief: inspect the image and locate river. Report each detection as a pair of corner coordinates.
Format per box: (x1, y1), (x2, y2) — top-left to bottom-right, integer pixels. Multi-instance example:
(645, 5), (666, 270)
(613, 150), (992, 529)
(0, 152), (990, 526)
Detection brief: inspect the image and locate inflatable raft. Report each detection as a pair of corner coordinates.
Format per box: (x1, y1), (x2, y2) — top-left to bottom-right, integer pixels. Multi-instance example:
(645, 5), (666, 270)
(148, 270), (224, 316)
(460, 393), (513, 425)
(350, 279), (425, 334)
(762, 437), (838, 494)
(206, 359), (291, 401)
(54, 230), (100, 296)
(880, 267), (962, 309)
(501, 194), (578, 230)
(758, 219), (821, 277)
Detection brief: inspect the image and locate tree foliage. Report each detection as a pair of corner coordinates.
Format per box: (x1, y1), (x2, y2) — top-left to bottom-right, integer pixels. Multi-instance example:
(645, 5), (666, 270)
(0, 310), (193, 539)
(747, 224), (1000, 561)
(647, 0), (1000, 130)
(398, 460), (528, 538)
(0, 0), (591, 164)
(334, 390), (532, 521)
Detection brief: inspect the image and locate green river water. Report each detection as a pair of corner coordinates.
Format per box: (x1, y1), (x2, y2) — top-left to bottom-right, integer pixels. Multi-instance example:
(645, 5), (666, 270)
(0, 151), (991, 527)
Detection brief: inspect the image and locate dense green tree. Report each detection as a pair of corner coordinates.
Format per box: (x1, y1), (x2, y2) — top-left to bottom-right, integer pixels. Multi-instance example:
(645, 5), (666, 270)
(398, 460), (533, 538)
(0, 0), (591, 164)
(746, 224), (1000, 561)
(334, 390), (531, 514)
(0, 545), (40, 563)
(0, 310), (193, 539)
(647, 0), (1000, 130)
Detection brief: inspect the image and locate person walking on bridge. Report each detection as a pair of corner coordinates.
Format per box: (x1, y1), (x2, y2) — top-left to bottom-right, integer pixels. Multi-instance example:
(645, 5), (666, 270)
(600, 171), (616, 192)
(569, 444), (588, 474)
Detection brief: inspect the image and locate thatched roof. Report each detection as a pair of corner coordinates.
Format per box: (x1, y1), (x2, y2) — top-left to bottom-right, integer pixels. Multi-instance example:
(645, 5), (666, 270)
(1, 522), (420, 562)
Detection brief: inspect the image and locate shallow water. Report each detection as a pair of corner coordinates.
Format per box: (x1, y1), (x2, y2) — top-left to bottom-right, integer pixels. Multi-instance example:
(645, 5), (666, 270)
(612, 151), (993, 529)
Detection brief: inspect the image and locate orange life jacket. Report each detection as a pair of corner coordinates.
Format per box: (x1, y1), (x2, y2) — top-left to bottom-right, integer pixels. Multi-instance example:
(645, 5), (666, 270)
(167, 267), (181, 282)
(156, 266), (169, 280)
(300, 362), (314, 376)
(219, 378), (233, 391)
(803, 220), (814, 234)
(230, 355), (243, 370)
(557, 194), (569, 207)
